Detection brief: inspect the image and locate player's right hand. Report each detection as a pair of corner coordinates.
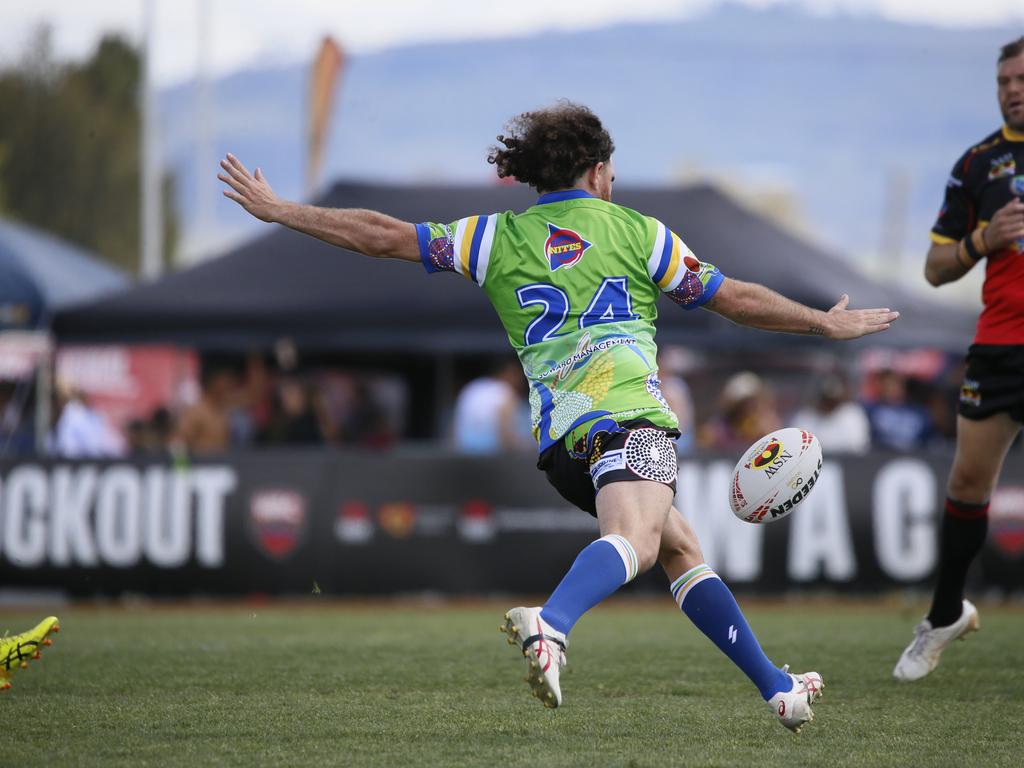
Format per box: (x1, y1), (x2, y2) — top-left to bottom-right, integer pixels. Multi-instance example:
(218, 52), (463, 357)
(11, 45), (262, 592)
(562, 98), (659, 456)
(218, 154), (280, 223)
(983, 197), (1024, 252)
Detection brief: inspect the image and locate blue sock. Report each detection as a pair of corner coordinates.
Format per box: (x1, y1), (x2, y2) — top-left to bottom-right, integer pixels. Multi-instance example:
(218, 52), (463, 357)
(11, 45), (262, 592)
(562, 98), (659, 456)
(672, 564), (791, 700)
(540, 534), (639, 635)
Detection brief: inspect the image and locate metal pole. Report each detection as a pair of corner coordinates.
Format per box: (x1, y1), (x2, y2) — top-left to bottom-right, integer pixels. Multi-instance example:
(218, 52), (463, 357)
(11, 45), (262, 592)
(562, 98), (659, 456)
(195, 0), (214, 260)
(35, 339), (52, 453)
(140, 0), (163, 278)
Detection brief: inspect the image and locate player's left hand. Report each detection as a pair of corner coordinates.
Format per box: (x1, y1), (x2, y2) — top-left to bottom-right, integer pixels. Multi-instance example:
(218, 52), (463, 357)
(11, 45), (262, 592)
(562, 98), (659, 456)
(218, 154), (280, 222)
(824, 294), (900, 340)
(983, 197), (1024, 252)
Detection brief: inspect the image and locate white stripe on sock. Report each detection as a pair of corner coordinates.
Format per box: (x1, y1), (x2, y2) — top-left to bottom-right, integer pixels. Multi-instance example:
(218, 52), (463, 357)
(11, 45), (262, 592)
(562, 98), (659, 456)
(600, 534), (639, 582)
(669, 564), (720, 609)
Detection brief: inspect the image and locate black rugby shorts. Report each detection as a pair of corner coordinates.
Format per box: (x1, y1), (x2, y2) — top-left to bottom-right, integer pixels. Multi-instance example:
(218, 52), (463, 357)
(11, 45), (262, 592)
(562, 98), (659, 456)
(958, 344), (1024, 423)
(536, 418), (680, 517)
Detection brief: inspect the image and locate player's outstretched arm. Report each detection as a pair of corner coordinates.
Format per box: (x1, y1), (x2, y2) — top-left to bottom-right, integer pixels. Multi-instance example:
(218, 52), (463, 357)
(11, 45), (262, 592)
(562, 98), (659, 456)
(218, 153), (419, 262)
(704, 277), (899, 340)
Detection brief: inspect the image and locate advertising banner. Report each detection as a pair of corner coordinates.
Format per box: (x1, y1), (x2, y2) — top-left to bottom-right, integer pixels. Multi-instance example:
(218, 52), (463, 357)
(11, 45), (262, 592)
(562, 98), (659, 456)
(1, 451), (1021, 596)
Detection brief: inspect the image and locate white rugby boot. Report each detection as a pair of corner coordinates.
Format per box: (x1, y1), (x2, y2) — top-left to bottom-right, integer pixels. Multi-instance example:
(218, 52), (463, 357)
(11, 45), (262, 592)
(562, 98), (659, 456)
(767, 666), (824, 733)
(500, 606), (567, 708)
(893, 599), (979, 682)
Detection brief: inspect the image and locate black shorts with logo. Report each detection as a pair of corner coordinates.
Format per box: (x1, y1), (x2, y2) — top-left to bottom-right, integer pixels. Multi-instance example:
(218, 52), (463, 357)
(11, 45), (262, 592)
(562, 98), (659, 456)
(536, 418), (680, 517)
(958, 344), (1024, 423)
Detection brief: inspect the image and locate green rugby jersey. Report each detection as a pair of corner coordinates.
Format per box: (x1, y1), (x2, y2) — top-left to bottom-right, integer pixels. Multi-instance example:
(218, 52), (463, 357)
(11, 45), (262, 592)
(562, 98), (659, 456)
(416, 189), (724, 455)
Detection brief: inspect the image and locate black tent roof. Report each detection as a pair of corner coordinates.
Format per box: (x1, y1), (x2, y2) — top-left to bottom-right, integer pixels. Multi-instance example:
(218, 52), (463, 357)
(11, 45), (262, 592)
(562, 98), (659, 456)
(53, 182), (974, 351)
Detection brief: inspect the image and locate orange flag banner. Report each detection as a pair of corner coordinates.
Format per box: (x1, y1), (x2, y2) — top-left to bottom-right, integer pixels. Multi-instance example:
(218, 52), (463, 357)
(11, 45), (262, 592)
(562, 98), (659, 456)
(306, 36), (345, 197)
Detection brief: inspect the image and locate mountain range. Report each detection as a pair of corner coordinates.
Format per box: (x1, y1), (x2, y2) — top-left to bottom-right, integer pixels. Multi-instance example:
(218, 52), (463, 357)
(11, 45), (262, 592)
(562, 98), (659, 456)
(159, 2), (1018, 284)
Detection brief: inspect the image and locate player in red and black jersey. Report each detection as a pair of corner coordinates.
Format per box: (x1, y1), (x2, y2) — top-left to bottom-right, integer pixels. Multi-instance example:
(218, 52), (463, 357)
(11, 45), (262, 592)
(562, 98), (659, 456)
(894, 37), (1024, 682)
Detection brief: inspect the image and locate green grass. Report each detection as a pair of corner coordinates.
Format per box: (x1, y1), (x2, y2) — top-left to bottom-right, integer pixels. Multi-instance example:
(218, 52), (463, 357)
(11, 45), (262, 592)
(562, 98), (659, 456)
(3, 600), (1022, 767)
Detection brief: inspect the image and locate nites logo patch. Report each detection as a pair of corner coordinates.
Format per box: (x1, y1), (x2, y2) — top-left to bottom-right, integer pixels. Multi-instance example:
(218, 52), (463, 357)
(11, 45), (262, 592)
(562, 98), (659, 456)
(544, 223), (592, 271)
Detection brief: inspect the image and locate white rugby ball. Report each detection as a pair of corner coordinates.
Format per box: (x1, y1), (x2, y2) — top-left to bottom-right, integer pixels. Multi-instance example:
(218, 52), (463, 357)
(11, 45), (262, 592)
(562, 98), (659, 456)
(729, 427), (822, 524)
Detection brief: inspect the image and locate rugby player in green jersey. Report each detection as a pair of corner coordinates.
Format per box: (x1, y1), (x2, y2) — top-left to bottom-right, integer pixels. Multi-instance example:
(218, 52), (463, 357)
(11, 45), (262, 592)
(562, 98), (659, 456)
(220, 102), (898, 732)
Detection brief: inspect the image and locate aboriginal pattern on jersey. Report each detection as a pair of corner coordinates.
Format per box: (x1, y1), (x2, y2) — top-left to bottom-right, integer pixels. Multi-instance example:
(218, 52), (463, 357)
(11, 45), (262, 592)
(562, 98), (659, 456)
(416, 214), (498, 285)
(647, 220), (723, 309)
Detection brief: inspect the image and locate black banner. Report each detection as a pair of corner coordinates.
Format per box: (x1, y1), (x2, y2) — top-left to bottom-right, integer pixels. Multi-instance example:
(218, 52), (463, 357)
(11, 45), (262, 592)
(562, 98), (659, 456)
(1, 451), (1022, 595)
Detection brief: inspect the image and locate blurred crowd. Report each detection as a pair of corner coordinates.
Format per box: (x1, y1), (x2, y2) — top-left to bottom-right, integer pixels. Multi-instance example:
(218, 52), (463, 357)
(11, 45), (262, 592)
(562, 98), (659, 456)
(138, 356), (402, 457)
(0, 344), (1006, 460)
(446, 346), (972, 457)
(0, 353), (403, 459)
(691, 366), (944, 455)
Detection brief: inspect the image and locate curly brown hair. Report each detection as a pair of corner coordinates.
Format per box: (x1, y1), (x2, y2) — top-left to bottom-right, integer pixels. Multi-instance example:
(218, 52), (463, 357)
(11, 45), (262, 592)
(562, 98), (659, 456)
(487, 102), (615, 193)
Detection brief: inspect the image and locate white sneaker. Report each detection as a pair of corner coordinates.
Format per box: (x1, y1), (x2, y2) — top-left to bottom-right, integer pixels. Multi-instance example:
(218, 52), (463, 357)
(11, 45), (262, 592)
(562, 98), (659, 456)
(893, 599), (980, 682)
(767, 666), (824, 733)
(500, 607), (567, 708)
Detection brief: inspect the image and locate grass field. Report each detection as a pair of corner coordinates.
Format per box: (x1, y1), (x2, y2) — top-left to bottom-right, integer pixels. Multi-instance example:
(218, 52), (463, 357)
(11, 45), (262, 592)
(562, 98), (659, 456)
(3, 599), (1022, 767)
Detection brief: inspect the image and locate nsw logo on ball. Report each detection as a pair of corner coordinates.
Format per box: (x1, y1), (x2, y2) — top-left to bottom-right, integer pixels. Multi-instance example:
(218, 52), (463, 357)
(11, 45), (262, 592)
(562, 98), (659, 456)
(744, 437), (793, 478)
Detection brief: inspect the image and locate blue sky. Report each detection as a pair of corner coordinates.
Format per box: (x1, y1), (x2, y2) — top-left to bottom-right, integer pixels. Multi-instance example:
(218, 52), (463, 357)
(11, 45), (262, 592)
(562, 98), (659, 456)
(1, 0), (1022, 86)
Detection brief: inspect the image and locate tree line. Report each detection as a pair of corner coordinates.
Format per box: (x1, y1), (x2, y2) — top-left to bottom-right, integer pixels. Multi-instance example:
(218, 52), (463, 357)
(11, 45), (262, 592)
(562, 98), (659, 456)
(0, 27), (177, 273)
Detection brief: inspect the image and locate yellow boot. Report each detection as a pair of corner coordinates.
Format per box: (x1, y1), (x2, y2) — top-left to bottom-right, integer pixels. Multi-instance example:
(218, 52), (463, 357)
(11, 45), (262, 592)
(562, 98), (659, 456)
(0, 616), (60, 692)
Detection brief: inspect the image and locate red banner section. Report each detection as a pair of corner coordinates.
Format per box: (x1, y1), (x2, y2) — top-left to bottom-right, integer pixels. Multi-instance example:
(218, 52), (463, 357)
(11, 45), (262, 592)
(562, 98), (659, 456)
(56, 345), (198, 437)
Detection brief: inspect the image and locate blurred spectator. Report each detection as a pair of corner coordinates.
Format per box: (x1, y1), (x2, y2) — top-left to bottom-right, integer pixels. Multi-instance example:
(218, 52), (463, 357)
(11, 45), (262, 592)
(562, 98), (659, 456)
(0, 380), (34, 455)
(151, 406), (173, 449)
(344, 379), (397, 450)
(126, 418), (148, 455)
(239, 352), (273, 441)
(791, 373), (870, 454)
(262, 377), (335, 445)
(453, 358), (532, 453)
(928, 360), (965, 443)
(863, 369), (934, 451)
(698, 371), (781, 451)
(657, 347), (696, 454)
(125, 406), (175, 456)
(170, 361), (241, 455)
(47, 380), (123, 458)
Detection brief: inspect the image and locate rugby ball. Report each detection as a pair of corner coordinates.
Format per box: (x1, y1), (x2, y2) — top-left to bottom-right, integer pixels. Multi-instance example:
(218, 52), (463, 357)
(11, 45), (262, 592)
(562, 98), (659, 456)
(729, 428), (822, 524)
